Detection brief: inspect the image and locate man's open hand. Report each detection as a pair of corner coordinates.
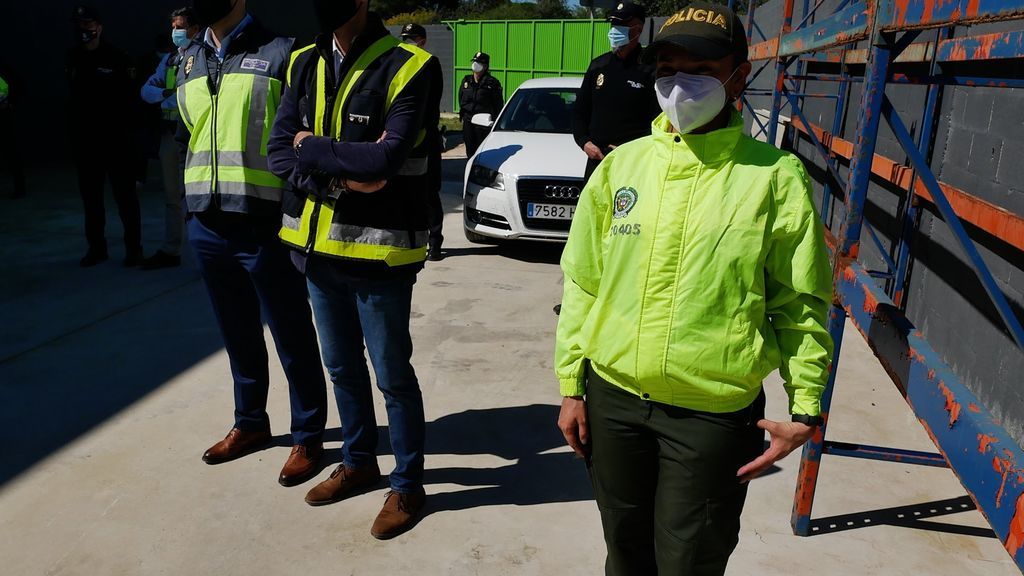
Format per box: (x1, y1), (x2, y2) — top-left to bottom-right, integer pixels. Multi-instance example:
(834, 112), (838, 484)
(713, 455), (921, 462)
(737, 419), (816, 483)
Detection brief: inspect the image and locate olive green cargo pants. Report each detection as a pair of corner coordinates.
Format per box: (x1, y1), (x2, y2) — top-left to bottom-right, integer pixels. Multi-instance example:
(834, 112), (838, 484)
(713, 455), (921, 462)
(586, 367), (766, 576)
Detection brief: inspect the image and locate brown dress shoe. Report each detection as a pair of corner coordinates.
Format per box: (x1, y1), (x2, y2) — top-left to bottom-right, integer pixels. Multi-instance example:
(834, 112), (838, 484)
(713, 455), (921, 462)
(304, 463), (381, 506)
(202, 428), (272, 465)
(278, 444), (324, 487)
(370, 488), (426, 540)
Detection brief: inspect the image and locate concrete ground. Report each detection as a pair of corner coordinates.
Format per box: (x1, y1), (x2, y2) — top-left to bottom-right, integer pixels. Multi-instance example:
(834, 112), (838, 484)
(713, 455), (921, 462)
(0, 154), (1018, 575)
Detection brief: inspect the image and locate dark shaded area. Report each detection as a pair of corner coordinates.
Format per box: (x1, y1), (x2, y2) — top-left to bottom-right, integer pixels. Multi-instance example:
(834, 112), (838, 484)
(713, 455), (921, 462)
(0, 280), (225, 486)
(442, 243), (564, 265)
(809, 495), (995, 539)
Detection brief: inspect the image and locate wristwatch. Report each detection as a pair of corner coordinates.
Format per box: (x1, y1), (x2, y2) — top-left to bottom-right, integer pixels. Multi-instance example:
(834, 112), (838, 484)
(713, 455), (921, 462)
(293, 136), (306, 156)
(328, 178), (349, 198)
(791, 413), (824, 426)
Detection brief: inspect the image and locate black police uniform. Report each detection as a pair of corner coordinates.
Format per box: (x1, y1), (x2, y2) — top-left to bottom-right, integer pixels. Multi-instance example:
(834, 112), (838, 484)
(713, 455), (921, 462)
(0, 65), (26, 198)
(572, 46), (660, 182)
(458, 64), (503, 157)
(67, 39), (142, 263)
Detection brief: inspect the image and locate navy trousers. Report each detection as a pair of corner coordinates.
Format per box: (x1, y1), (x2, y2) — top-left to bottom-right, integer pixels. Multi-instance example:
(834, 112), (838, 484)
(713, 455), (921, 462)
(188, 213), (327, 445)
(305, 257), (425, 493)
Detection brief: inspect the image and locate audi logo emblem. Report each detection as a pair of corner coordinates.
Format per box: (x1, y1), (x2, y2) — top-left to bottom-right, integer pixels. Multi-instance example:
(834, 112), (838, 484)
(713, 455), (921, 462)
(544, 185), (581, 199)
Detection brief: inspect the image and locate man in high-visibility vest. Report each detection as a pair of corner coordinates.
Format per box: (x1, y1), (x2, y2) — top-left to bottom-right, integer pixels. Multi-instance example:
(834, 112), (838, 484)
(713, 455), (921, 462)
(267, 0), (436, 539)
(556, 3), (833, 574)
(139, 7), (200, 269)
(175, 0), (328, 487)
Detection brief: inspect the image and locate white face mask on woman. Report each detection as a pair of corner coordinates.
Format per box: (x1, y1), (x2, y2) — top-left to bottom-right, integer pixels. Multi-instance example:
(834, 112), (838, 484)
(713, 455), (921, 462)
(654, 69), (737, 134)
(471, 62), (485, 74)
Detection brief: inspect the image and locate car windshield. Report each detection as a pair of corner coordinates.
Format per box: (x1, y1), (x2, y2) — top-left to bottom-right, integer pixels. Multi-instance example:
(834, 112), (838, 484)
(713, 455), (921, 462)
(494, 87), (578, 134)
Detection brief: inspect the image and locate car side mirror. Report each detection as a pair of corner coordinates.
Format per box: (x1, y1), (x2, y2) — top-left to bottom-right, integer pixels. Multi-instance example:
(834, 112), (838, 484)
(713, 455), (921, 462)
(471, 113), (494, 128)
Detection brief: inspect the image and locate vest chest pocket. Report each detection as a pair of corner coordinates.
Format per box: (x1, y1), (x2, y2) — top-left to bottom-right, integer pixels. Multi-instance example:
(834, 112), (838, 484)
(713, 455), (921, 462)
(340, 90), (384, 142)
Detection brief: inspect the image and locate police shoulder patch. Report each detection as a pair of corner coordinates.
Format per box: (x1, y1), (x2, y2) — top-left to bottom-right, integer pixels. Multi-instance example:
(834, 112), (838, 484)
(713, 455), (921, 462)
(184, 55), (194, 77)
(613, 187), (638, 219)
(596, 73), (604, 88)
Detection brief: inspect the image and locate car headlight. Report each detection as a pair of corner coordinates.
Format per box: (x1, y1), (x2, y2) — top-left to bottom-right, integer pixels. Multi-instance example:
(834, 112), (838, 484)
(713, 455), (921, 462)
(468, 164), (505, 190)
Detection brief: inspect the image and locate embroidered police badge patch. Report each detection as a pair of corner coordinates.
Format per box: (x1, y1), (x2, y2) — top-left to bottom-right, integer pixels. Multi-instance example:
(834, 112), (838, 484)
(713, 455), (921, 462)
(184, 55), (194, 76)
(596, 73), (605, 88)
(613, 187), (638, 219)
(241, 58), (271, 72)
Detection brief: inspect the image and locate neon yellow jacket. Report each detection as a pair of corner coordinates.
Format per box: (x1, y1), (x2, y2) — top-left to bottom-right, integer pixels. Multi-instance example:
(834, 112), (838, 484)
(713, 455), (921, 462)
(555, 111), (833, 416)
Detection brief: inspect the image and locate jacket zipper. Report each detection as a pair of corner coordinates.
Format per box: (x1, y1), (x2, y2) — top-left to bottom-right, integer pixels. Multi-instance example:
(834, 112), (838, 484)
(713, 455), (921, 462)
(209, 59), (223, 208)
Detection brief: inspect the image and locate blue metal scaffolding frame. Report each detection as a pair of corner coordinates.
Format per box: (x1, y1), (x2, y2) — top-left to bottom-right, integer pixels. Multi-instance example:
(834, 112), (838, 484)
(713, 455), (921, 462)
(739, 0), (1024, 569)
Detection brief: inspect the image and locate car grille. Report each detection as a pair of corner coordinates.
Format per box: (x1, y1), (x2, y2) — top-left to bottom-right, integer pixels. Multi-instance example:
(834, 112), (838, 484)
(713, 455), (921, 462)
(516, 178), (584, 232)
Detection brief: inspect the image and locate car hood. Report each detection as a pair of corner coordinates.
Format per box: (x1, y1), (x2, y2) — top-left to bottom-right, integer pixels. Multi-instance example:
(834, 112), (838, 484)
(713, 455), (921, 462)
(471, 131), (588, 180)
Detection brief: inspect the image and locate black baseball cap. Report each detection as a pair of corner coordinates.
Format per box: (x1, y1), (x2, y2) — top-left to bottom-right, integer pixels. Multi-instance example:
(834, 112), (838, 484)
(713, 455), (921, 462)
(641, 1), (747, 64)
(71, 5), (101, 23)
(401, 23), (426, 39)
(472, 51), (490, 64)
(607, 1), (646, 24)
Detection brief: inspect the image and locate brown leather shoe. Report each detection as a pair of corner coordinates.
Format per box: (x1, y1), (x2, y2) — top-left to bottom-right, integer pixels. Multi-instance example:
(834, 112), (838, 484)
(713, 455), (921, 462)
(278, 444), (323, 487)
(304, 463), (381, 506)
(202, 428), (272, 465)
(370, 488), (426, 540)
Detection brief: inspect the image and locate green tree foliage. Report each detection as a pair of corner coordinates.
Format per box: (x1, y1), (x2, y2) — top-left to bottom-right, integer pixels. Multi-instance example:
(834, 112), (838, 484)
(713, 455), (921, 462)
(385, 8), (442, 25)
(454, 0), (573, 20)
(374, 0), (459, 20)
(645, 0), (767, 17)
(374, 0), (608, 22)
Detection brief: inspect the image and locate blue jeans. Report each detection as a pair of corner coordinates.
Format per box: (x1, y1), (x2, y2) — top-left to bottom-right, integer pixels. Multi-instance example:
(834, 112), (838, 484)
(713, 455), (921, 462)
(305, 257), (425, 493)
(188, 214), (327, 445)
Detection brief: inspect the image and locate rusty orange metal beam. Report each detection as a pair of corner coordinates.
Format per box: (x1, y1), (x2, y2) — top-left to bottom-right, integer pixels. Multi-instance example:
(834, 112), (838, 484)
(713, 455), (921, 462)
(789, 117), (1024, 253)
(749, 37), (780, 61)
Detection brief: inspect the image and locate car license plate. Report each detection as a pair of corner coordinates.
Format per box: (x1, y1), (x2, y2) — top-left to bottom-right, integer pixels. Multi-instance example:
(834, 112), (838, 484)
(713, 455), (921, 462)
(528, 203), (575, 220)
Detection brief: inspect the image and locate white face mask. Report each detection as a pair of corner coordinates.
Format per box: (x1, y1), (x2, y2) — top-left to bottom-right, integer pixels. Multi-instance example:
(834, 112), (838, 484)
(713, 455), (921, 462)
(471, 61), (485, 74)
(654, 70), (735, 135)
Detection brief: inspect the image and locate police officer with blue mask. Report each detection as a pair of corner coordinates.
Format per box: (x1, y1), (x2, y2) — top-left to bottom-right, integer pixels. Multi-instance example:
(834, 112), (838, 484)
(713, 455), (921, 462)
(139, 7), (201, 270)
(572, 1), (660, 182)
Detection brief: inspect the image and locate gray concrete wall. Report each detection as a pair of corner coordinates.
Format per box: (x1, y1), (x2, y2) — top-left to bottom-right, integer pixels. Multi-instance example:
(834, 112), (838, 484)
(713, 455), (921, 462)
(743, 0), (1024, 445)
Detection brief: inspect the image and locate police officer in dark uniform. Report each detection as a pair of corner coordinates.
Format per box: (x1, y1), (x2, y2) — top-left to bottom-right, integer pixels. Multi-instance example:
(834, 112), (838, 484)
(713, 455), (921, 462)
(67, 5), (142, 267)
(401, 23), (445, 260)
(572, 1), (660, 182)
(458, 52), (503, 157)
(0, 63), (26, 199)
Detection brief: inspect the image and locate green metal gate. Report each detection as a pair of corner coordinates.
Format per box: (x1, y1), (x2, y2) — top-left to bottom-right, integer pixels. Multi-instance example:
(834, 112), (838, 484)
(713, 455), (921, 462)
(446, 19), (612, 113)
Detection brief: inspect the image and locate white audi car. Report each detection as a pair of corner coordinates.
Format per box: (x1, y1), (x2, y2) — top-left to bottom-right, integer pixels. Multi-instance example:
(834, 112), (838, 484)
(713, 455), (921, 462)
(463, 77), (587, 243)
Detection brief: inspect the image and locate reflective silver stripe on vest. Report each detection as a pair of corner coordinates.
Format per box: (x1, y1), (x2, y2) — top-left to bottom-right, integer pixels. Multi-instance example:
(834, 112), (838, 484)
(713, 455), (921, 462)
(176, 84), (193, 128)
(282, 213), (302, 231)
(327, 224), (428, 248)
(246, 75), (271, 164)
(397, 157), (428, 176)
(185, 180), (282, 201)
(187, 151), (243, 167)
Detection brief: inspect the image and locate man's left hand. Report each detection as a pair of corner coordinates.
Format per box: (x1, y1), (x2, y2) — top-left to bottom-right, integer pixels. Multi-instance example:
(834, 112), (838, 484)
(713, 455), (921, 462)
(737, 419), (817, 483)
(294, 130), (314, 148)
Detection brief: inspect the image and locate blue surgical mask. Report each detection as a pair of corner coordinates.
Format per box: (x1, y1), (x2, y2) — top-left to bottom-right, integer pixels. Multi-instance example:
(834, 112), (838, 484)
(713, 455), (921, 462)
(171, 29), (189, 48)
(608, 25), (631, 50)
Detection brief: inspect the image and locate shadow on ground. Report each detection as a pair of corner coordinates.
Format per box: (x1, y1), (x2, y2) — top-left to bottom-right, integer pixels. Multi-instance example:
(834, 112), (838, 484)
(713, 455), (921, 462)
(807, 495), (995, 538)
